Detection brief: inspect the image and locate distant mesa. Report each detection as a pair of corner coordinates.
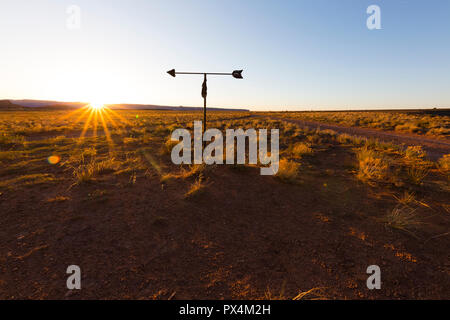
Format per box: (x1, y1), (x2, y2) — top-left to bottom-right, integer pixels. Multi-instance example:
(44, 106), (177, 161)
(1, 99), (85, 110)
(2, 99), (249, 112)
(0, 99), (29, 110)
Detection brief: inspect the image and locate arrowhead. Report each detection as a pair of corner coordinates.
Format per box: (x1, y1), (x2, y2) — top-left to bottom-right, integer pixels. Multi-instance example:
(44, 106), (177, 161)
(232, 70), (243, 79)
(167, 69), (176, 77)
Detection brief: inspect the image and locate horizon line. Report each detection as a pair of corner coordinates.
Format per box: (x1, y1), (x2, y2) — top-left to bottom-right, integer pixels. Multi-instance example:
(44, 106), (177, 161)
(2, 97), (449, 112)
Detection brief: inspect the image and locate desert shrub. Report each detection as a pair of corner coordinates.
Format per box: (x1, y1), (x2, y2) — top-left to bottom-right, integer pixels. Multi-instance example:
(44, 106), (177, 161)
(336, 133), (353, 144)
(63, 147), (97, 166)
(317, 129), (337, 142)
(306, 133), (322, 144)
(356, 146), (389, 184)
(276, 159), (300, 183)
(407, 163), (430, 185)
(427, 127), (450, 137)
(95, 158), (120, 175)
(437, 154), (450, 176)
(72, 161), (96, 183)
(401, 146), (431, 185)
(71, 158), (119, 184)
(404, 146), (427, 161)
(291, 142), (313, 157)
(395, 123), (422, 134)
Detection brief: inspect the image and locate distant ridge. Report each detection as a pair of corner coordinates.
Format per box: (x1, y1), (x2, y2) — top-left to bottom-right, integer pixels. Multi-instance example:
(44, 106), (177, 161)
(0, 99), (29, 110)
(6, 99), (249, 112)
(106, 103), (249, 112)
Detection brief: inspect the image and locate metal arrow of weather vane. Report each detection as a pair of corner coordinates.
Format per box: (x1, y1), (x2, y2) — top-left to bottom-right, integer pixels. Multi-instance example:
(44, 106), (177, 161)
(167, 68), (243, 134)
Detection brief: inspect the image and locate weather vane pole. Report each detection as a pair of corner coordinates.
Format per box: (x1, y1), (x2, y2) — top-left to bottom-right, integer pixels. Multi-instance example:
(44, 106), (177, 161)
(167, 69), (243, 136)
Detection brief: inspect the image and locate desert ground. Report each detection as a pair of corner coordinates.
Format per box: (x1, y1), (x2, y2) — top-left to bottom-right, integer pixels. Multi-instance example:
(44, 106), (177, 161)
(0, 107), (449, 299)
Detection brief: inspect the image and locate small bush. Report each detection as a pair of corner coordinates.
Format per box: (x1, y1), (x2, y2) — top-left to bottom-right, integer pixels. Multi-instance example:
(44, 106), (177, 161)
(291, 142), (313, 157)
(72, 162), (96, 184)
(395, 123), (422, 134)
(96, 158), (120, 175)
(356, 147), (389, 184)
(276, 159), (300, 183)
(407, 163), (430, 185)
(336, 133), (353, 144)
(437, 154), (450, 176)
(405, 146), (427, 161)
(71, 158), (119, 185)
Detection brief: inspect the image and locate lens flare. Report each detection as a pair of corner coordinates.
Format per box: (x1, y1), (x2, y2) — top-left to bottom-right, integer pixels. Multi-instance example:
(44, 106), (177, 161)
(47, 155), (61, 165)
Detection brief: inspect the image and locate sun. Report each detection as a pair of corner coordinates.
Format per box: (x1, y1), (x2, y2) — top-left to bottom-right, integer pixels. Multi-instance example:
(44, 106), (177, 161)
(89, 101), (105, 110)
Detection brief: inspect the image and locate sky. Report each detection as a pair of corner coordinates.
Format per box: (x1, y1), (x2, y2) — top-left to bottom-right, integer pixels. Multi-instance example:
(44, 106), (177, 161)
(0, 0), (449, 111)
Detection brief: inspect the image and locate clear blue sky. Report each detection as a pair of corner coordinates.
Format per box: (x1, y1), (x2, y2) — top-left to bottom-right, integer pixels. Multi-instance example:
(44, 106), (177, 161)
(1, 0), (449, 110)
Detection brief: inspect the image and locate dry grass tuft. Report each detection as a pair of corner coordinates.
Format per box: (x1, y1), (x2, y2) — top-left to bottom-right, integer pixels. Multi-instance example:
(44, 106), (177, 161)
(437, 154), (450, 177)
(383, 205), (422, 238)
(393, 191), (416, 206)
(276, 159), (300, 183)
(291, 142), (313, 157)
(161, 164), (206, 183)
(184, 175), (206, 198)
(407, 163), (430, 185)
(356, 146), (389, 184)
(405, 146), (427, 161)
(71, 158), (120, 185)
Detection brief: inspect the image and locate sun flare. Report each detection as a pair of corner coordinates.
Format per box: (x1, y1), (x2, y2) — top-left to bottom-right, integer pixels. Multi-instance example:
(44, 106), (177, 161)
(89, 102), (105, 110)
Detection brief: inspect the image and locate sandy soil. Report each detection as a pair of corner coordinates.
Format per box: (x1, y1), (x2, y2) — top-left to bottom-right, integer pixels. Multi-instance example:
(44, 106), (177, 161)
(0, 141), (449, 299)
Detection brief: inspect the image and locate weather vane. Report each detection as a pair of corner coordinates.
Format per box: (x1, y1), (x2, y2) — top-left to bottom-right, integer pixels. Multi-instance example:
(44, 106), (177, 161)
(167, 69), (243, 135)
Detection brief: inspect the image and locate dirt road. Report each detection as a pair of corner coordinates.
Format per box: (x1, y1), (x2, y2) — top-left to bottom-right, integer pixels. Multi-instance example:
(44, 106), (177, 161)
(271, 117), (450, 161)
